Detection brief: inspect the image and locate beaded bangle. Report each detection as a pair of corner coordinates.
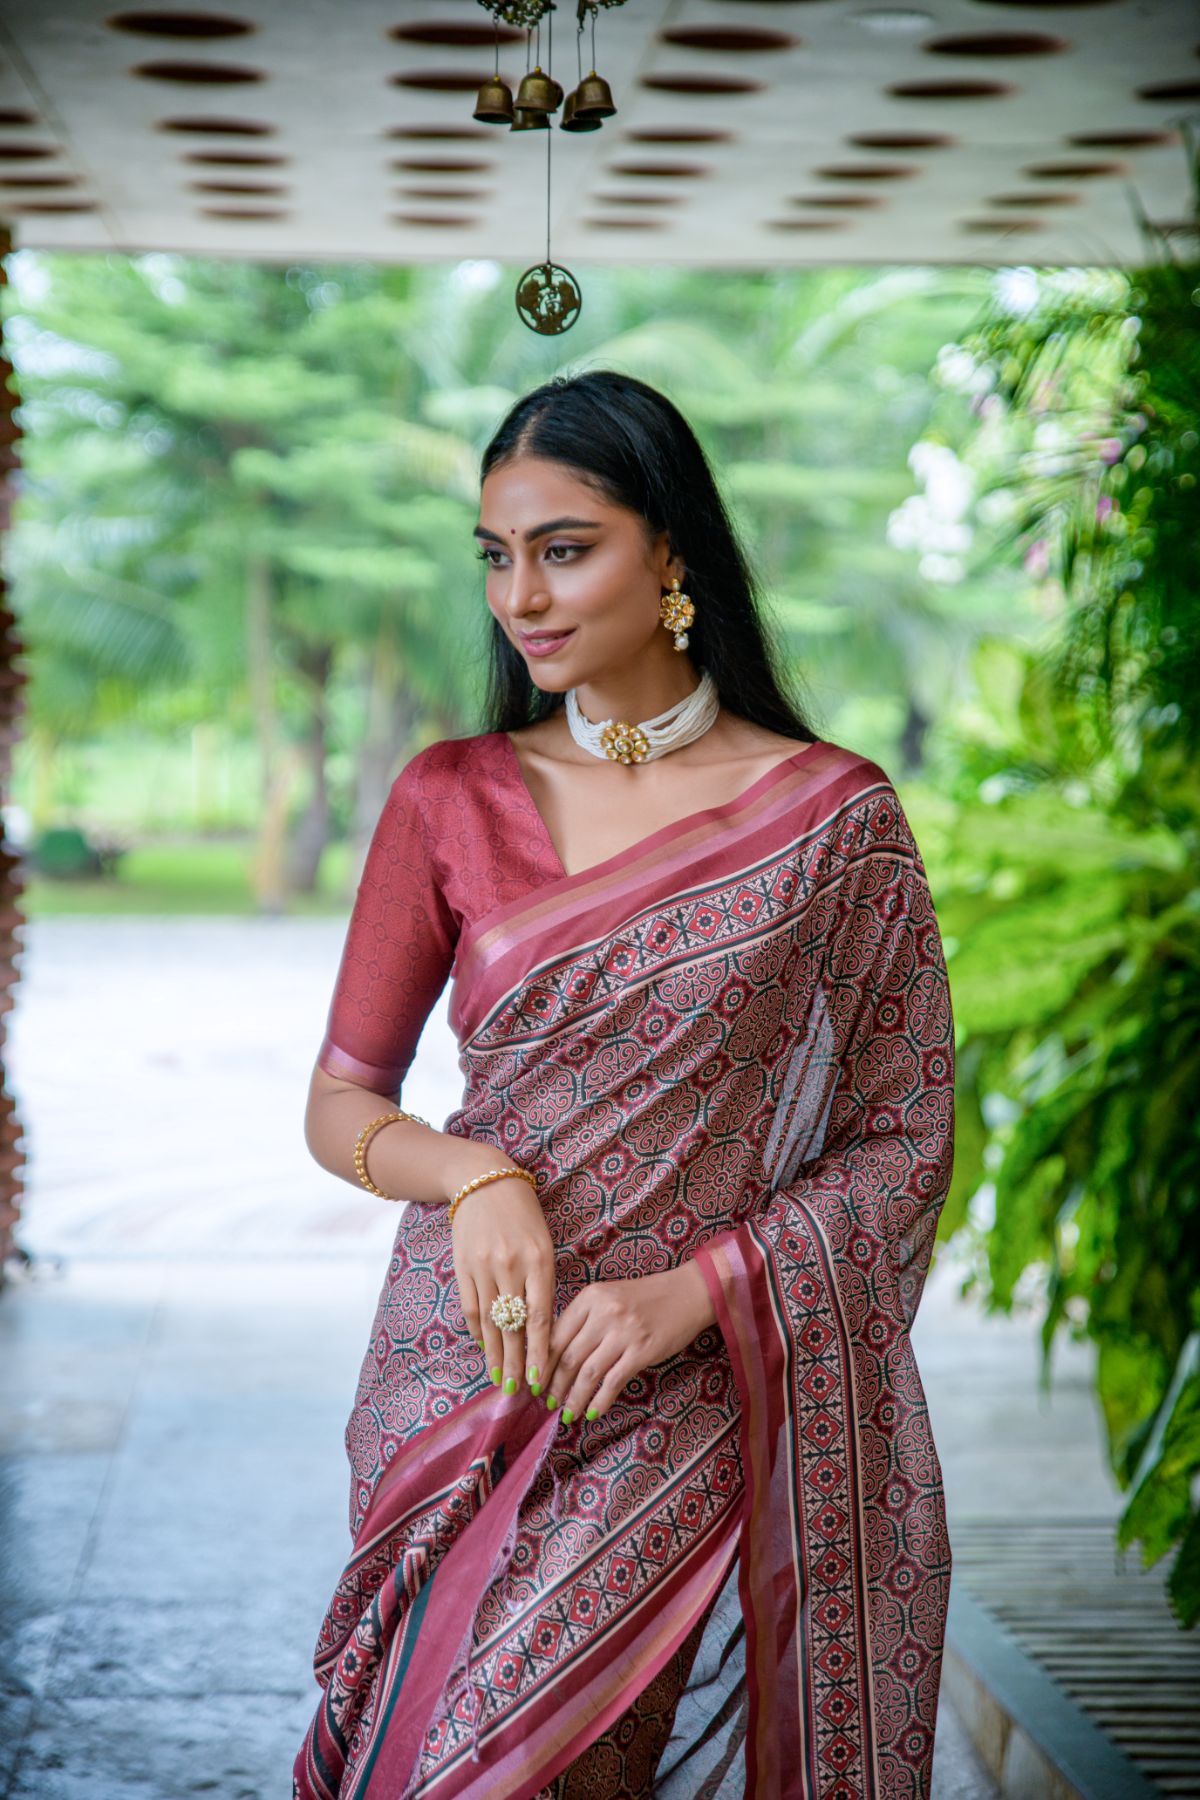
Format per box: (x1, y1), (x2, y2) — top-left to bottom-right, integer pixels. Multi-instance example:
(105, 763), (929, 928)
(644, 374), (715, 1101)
(447, 1164), (537, 1229)
(353, 1107), (431, 1200)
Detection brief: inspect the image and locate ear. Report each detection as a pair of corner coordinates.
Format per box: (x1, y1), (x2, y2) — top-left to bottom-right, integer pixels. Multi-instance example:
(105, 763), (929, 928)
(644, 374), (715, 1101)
(656, 535), (684, 590)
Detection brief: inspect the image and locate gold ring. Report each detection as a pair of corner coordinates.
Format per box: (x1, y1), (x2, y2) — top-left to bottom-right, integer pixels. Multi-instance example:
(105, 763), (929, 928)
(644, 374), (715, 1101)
(490, 1293), (528, 1333)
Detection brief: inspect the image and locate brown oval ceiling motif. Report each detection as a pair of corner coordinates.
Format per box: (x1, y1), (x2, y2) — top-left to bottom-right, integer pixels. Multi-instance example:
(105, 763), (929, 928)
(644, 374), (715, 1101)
(767, 218), (850, 230)
(788, 193), (885, 207)
(1024, 159), (1125, 177)
(924, 31), (1067, 54)
(0, 110), (39, 127)
(639, 75), (763, 95)
(130, 59), (264, 82)
(657, 27), (797, 51)
(394, 185), (491, 201)
(5, 200), (98, 214)
(107, 10), (253, 35)
(156, 113), (274, 132)
(1136, 80), (1200, 101)
(886, 79), (1015, 96)
(987, 190), (1080, 205)
(389, 71), (493, 93)
(1067, 129), (1175, 147)
(583, 217), (666, 230)
(606, 161), (709, 178)
(0, 175), (82, 188)
(959, 216), (1044, 231)
(390, 212), (478, 227)
(847, 131), (955, 148)
(592, 193), (682, 206)
(385, 125), (494, 141)
(391, 157), (491, 174)
(199, 205), (287, 219)
(389, 22), (522, 47)
(182, 150), (287, 165)
(188, 179), (287, 194)
(814, 162), (919, 178)
(622, 129), (735, 144)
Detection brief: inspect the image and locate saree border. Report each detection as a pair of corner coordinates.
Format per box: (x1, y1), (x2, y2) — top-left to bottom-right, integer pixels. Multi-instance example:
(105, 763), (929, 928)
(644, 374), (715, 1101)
(452, 767), (907, 1057)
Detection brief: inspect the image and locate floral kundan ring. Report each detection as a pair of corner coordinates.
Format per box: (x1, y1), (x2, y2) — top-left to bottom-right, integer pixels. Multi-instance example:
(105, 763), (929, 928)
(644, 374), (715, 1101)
(490, 1292), (528, 1333)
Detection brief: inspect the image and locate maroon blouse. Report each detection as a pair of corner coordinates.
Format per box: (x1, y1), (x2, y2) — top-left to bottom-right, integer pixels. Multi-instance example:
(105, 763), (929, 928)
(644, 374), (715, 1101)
(316, 732), (561, 1099)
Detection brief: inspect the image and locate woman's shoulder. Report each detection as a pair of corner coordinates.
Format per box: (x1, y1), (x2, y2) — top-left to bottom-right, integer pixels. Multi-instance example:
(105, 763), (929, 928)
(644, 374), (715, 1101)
(383, 732), (512, 818)
(394, 730), (507, 785)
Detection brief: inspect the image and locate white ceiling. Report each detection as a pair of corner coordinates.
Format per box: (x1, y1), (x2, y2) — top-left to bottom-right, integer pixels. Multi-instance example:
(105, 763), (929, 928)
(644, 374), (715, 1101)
(0, 0), (1194, 268)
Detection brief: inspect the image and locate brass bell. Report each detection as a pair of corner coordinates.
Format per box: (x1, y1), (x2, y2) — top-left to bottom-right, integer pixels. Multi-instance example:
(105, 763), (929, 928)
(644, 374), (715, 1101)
(515, 64), (563, 115)
(511, 106), (549, 132)
(573, 69), (616, 119)
(473, 74), (514, 125)
(560, 88), (602, 132)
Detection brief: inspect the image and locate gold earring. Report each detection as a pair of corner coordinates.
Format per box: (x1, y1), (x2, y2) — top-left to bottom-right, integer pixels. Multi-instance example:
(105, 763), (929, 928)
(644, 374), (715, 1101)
(659, 575), (695, 652)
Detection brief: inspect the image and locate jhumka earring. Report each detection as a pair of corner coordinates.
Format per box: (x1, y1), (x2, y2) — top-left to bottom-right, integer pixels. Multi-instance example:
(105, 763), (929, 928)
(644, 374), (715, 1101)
(659, 576), (695, 652)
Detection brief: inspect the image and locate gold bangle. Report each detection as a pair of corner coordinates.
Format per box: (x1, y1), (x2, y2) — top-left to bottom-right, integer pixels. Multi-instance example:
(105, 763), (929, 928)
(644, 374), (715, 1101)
(353, 1108), (431, 1200)
(447, 1164), (537, 1229)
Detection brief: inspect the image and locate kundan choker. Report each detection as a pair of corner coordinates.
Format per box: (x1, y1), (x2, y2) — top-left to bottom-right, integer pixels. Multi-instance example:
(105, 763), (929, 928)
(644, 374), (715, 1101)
(565, 668), (720, 765)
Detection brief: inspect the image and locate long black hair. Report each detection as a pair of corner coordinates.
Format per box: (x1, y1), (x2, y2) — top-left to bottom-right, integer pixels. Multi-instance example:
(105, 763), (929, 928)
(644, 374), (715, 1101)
(477, 368), (817, 741)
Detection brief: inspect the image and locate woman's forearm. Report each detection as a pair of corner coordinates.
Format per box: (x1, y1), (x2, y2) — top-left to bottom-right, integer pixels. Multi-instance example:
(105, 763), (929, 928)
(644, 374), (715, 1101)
(304, 1073), (517, 1206)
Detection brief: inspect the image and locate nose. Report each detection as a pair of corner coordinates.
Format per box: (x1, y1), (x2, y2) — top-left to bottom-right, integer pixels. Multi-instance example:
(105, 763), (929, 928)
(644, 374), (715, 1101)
(502, 553), (551, 621)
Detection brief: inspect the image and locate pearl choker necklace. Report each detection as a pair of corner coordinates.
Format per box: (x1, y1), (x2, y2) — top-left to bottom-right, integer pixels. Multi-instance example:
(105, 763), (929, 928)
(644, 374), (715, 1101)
(565, 669), (720, 765)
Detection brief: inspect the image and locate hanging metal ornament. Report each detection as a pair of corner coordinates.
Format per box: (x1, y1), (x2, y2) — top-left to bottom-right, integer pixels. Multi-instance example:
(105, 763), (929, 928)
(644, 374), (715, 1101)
(473, 0), (628, 332)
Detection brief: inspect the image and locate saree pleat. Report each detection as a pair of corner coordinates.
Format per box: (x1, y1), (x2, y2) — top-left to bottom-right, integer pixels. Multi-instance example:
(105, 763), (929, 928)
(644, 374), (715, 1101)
(294, 731), (954, 1800)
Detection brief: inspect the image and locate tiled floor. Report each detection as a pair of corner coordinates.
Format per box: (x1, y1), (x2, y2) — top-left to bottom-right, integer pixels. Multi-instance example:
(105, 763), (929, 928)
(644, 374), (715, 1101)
(0, 916), (1118, 1796)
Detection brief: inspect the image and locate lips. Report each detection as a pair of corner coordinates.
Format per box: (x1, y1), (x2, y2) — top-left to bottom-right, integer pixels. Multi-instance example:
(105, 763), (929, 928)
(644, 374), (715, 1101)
(518, 628), (576, 657)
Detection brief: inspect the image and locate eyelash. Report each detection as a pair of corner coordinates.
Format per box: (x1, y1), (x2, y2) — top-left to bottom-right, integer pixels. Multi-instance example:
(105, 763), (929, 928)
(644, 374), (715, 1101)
(475, 544), (584, 567)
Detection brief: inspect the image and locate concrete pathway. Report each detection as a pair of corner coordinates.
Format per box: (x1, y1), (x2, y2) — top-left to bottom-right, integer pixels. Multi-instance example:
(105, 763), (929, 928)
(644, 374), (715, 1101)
(0, 916), (1118, 1796)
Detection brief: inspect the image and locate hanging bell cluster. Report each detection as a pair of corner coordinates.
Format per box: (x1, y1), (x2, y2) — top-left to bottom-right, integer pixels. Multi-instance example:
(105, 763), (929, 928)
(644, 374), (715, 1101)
(473, 1), (620, 133)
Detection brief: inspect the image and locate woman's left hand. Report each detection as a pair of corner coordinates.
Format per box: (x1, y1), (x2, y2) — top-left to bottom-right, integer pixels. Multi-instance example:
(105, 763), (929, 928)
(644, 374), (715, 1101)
(538, 1261), (717, 1424)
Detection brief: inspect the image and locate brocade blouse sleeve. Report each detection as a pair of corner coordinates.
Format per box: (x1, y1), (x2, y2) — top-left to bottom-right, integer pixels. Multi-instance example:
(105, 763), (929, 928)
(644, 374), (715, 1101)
(315, 751), (458, 1103)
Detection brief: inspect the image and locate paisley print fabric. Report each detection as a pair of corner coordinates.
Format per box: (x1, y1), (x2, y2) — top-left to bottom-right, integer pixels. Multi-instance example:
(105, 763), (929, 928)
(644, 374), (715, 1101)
(294, 729), (955, 1799)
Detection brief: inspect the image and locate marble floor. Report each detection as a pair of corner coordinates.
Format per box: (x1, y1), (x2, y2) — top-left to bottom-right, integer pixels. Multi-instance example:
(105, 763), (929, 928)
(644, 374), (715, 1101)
(0, 916), (1119, 1797)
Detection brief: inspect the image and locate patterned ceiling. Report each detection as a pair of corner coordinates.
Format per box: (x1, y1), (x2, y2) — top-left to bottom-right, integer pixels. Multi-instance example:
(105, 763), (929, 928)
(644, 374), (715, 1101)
(0, 0), (1194, 267)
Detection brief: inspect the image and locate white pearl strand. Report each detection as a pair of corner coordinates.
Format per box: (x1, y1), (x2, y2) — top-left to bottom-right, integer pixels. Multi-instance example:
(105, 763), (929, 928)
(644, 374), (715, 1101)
(565, 668), (720, 766)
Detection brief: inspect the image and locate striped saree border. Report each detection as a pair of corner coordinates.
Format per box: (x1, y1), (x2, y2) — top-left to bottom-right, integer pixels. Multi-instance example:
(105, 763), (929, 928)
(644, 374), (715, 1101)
(696, 1200), (880, 1800)
(449, 743), (878, 1050)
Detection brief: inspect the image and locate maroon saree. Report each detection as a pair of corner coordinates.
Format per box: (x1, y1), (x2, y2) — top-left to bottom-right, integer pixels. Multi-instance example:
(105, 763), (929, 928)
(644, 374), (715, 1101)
(293, 729), (955, 1800)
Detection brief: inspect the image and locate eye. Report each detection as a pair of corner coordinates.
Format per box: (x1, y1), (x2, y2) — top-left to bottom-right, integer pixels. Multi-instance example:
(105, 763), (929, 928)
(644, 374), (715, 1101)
(546, 543), (584, 562)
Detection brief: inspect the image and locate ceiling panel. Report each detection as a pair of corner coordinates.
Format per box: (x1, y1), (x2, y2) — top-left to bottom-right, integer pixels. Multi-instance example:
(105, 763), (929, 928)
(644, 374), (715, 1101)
(0, 0), (1193, 265)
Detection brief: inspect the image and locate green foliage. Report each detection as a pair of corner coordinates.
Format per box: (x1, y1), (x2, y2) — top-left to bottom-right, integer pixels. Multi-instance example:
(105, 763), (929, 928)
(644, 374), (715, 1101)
(917, 227), (1200, 1624)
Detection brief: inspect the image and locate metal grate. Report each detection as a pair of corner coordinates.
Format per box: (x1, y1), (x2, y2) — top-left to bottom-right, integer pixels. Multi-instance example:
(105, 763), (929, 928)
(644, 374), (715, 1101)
(950, 1517), (1200, 1798)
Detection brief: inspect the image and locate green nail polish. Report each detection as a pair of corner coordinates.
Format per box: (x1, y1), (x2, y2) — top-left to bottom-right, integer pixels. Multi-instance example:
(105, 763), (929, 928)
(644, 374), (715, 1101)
(503, 1376), (517, 1395)
(561, 1407), (574, 1426)
(491, 1366), (502, 1385)
(527, 1366), (539, 1383)
(529, 1382), (542, 1397)
(586, 1407), (598, 1421)
(546, 1393), (558, 1411)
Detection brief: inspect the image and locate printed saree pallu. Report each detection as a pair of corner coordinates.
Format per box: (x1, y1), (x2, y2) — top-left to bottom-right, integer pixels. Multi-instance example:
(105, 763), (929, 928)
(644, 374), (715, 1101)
(293, 731), (956, 1800)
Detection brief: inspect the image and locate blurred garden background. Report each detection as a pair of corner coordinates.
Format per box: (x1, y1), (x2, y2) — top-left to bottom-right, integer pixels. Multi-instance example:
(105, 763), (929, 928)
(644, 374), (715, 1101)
(2, 237), (1197, 1641)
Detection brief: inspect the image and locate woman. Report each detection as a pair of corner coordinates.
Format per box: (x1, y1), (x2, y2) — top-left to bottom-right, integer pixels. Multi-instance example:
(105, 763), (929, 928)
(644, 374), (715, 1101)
(293, 369), (954, 1800)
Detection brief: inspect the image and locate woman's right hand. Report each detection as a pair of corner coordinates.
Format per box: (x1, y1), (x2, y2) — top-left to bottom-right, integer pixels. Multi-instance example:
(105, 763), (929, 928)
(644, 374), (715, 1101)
(451, 1173), (556, 1400)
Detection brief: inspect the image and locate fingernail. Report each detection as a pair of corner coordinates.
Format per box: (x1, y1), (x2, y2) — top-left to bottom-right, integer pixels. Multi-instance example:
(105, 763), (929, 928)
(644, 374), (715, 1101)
(527, 1366), (539, 1383)
(585, 1407), (598, 1421)
(546, 1393), (558, 1411)
(503, 1376), (517, 1395)
(491, 1367), (502, 1386)
(529, 1382), (542, 1397)
(561, 1407), (575, 1425)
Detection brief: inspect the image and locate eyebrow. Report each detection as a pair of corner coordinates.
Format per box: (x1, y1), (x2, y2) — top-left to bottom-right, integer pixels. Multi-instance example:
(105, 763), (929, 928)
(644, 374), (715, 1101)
(473, 516), (603, 545)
